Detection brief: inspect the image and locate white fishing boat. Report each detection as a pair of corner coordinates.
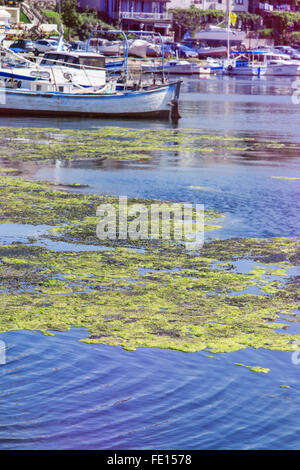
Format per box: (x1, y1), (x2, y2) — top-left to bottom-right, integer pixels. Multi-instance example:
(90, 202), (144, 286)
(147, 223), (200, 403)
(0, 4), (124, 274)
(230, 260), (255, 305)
(224, 50), (300, 76)
(224, 52), (267, 76)
(0, 78), (182, 120)
(0, 29), (182, 120)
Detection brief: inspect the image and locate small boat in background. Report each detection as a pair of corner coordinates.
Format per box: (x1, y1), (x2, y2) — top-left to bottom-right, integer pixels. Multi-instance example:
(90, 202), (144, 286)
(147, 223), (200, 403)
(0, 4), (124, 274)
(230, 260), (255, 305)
(89, 38), (122, 56)
(262, 51), (300, 76)
(224, 52), (267, 76)
(141, 59), (214, 75)
(88, 37), (148, 58)
(195, 25), (246, 45)
(197, 46), (227, 59)
(128, 39), (149, 58)
(181, 39), (227, 59)
(224, 50), (300, 77)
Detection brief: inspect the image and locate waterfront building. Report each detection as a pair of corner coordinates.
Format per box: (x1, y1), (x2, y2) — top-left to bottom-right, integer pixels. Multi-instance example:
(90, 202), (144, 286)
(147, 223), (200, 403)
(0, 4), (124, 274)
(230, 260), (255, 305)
(78, 0), (173, 36)
(166, 0), (248, 13)
(0, 6), (20, 26)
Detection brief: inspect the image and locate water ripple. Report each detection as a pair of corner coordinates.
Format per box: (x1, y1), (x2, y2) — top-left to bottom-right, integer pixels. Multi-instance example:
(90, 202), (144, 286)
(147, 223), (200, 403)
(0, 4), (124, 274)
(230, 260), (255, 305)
(0, 329), (299, 449)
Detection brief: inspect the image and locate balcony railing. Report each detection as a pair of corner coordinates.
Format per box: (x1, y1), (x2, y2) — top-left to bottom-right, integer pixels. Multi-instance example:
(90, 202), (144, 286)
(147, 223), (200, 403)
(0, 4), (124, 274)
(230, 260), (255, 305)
(119, 11), (173, 21)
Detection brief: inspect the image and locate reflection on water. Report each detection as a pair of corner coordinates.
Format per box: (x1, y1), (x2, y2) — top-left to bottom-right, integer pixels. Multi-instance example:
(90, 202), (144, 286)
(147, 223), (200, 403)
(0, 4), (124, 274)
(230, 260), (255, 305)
(184, 74), (297, 97)
(0, 75), (297, 132)
(30, 161), (300, 240)
(0, 75), (300, 450)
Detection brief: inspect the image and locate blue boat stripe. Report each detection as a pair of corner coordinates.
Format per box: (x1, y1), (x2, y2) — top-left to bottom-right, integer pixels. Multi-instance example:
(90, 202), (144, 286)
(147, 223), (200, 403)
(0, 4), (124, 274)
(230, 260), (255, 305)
(0, 71), (34, 81)
(3, 83), (175, 99)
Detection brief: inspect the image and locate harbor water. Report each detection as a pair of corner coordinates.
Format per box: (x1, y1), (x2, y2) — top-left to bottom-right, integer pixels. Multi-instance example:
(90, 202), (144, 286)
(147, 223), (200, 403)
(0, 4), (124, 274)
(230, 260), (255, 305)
(0, 74), (300, 450)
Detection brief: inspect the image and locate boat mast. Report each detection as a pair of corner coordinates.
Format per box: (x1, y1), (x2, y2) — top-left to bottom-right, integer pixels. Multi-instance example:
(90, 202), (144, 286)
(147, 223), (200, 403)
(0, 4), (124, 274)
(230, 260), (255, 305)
(226, 0), (230, 60)
(57, 0), (64, 50)
(57, 0), (62, 35)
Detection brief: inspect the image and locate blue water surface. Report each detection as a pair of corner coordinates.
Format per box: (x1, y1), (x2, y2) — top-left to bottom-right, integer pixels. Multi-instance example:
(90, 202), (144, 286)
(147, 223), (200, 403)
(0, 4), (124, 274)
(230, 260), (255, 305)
(0, 328), (300, 450)
(0, 75), (300, 450)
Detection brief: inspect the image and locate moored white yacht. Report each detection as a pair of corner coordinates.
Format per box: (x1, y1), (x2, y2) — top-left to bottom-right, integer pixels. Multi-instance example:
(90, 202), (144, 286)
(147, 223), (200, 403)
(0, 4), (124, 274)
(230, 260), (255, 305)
(224, 50), (300, 77)
(262, 51), (300, 76)
(195, 25), (246, 45)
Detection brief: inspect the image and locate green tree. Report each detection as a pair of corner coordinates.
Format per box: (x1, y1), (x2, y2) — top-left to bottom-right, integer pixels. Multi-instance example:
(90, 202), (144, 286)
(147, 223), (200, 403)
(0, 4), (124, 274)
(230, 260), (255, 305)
(76, 12), (96, 41)
(61, 0), (81, 38)
(59, 0), (113, 40)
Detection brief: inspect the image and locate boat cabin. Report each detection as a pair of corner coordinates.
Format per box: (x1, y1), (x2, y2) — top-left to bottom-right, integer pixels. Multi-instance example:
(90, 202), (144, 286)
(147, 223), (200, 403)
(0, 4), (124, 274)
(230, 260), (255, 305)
(40, 51), (106, 69)
(231, 50), (292, 66)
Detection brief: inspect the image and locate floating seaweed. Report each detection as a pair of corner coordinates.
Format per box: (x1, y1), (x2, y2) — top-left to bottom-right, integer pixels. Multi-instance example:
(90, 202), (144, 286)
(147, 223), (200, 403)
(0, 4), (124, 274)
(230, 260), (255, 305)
(0, 126), (297, 163)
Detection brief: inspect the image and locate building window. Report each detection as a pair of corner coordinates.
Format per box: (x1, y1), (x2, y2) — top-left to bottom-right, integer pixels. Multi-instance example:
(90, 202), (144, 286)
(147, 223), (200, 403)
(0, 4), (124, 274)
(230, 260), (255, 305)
(152, 2), (159, 13)
(235, 0), (244, 4)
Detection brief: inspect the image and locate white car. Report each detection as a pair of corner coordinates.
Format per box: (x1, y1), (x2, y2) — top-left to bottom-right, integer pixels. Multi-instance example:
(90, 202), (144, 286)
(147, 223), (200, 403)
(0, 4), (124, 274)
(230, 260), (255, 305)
(34, 39), (59, 55)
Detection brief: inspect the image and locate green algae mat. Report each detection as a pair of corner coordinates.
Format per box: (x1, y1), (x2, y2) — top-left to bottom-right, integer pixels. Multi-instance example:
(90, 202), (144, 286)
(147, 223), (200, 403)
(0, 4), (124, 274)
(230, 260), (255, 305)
(0, 174), (299, 372)
(0, 126), (298, 162)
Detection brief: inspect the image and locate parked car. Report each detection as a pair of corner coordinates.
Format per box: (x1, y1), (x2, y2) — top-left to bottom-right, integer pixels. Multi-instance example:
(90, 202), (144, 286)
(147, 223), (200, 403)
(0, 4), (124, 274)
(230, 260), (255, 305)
(34, 39), (59, 56)
(9, 39), (35, 54)
(167, 43), (199, 59)
(68, 40), (86, 52)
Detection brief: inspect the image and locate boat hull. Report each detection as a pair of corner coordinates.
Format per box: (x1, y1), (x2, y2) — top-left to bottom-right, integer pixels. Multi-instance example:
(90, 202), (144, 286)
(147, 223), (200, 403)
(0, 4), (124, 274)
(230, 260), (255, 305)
(225, 66), (266, 76)
(197, 47), (227, 58)
(142, 66), (202, 75)
(265, 63), (300, 76)
(195, 28), (246, 44)
(0, 82), (179, 119)
(141, 61), (211, 75)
